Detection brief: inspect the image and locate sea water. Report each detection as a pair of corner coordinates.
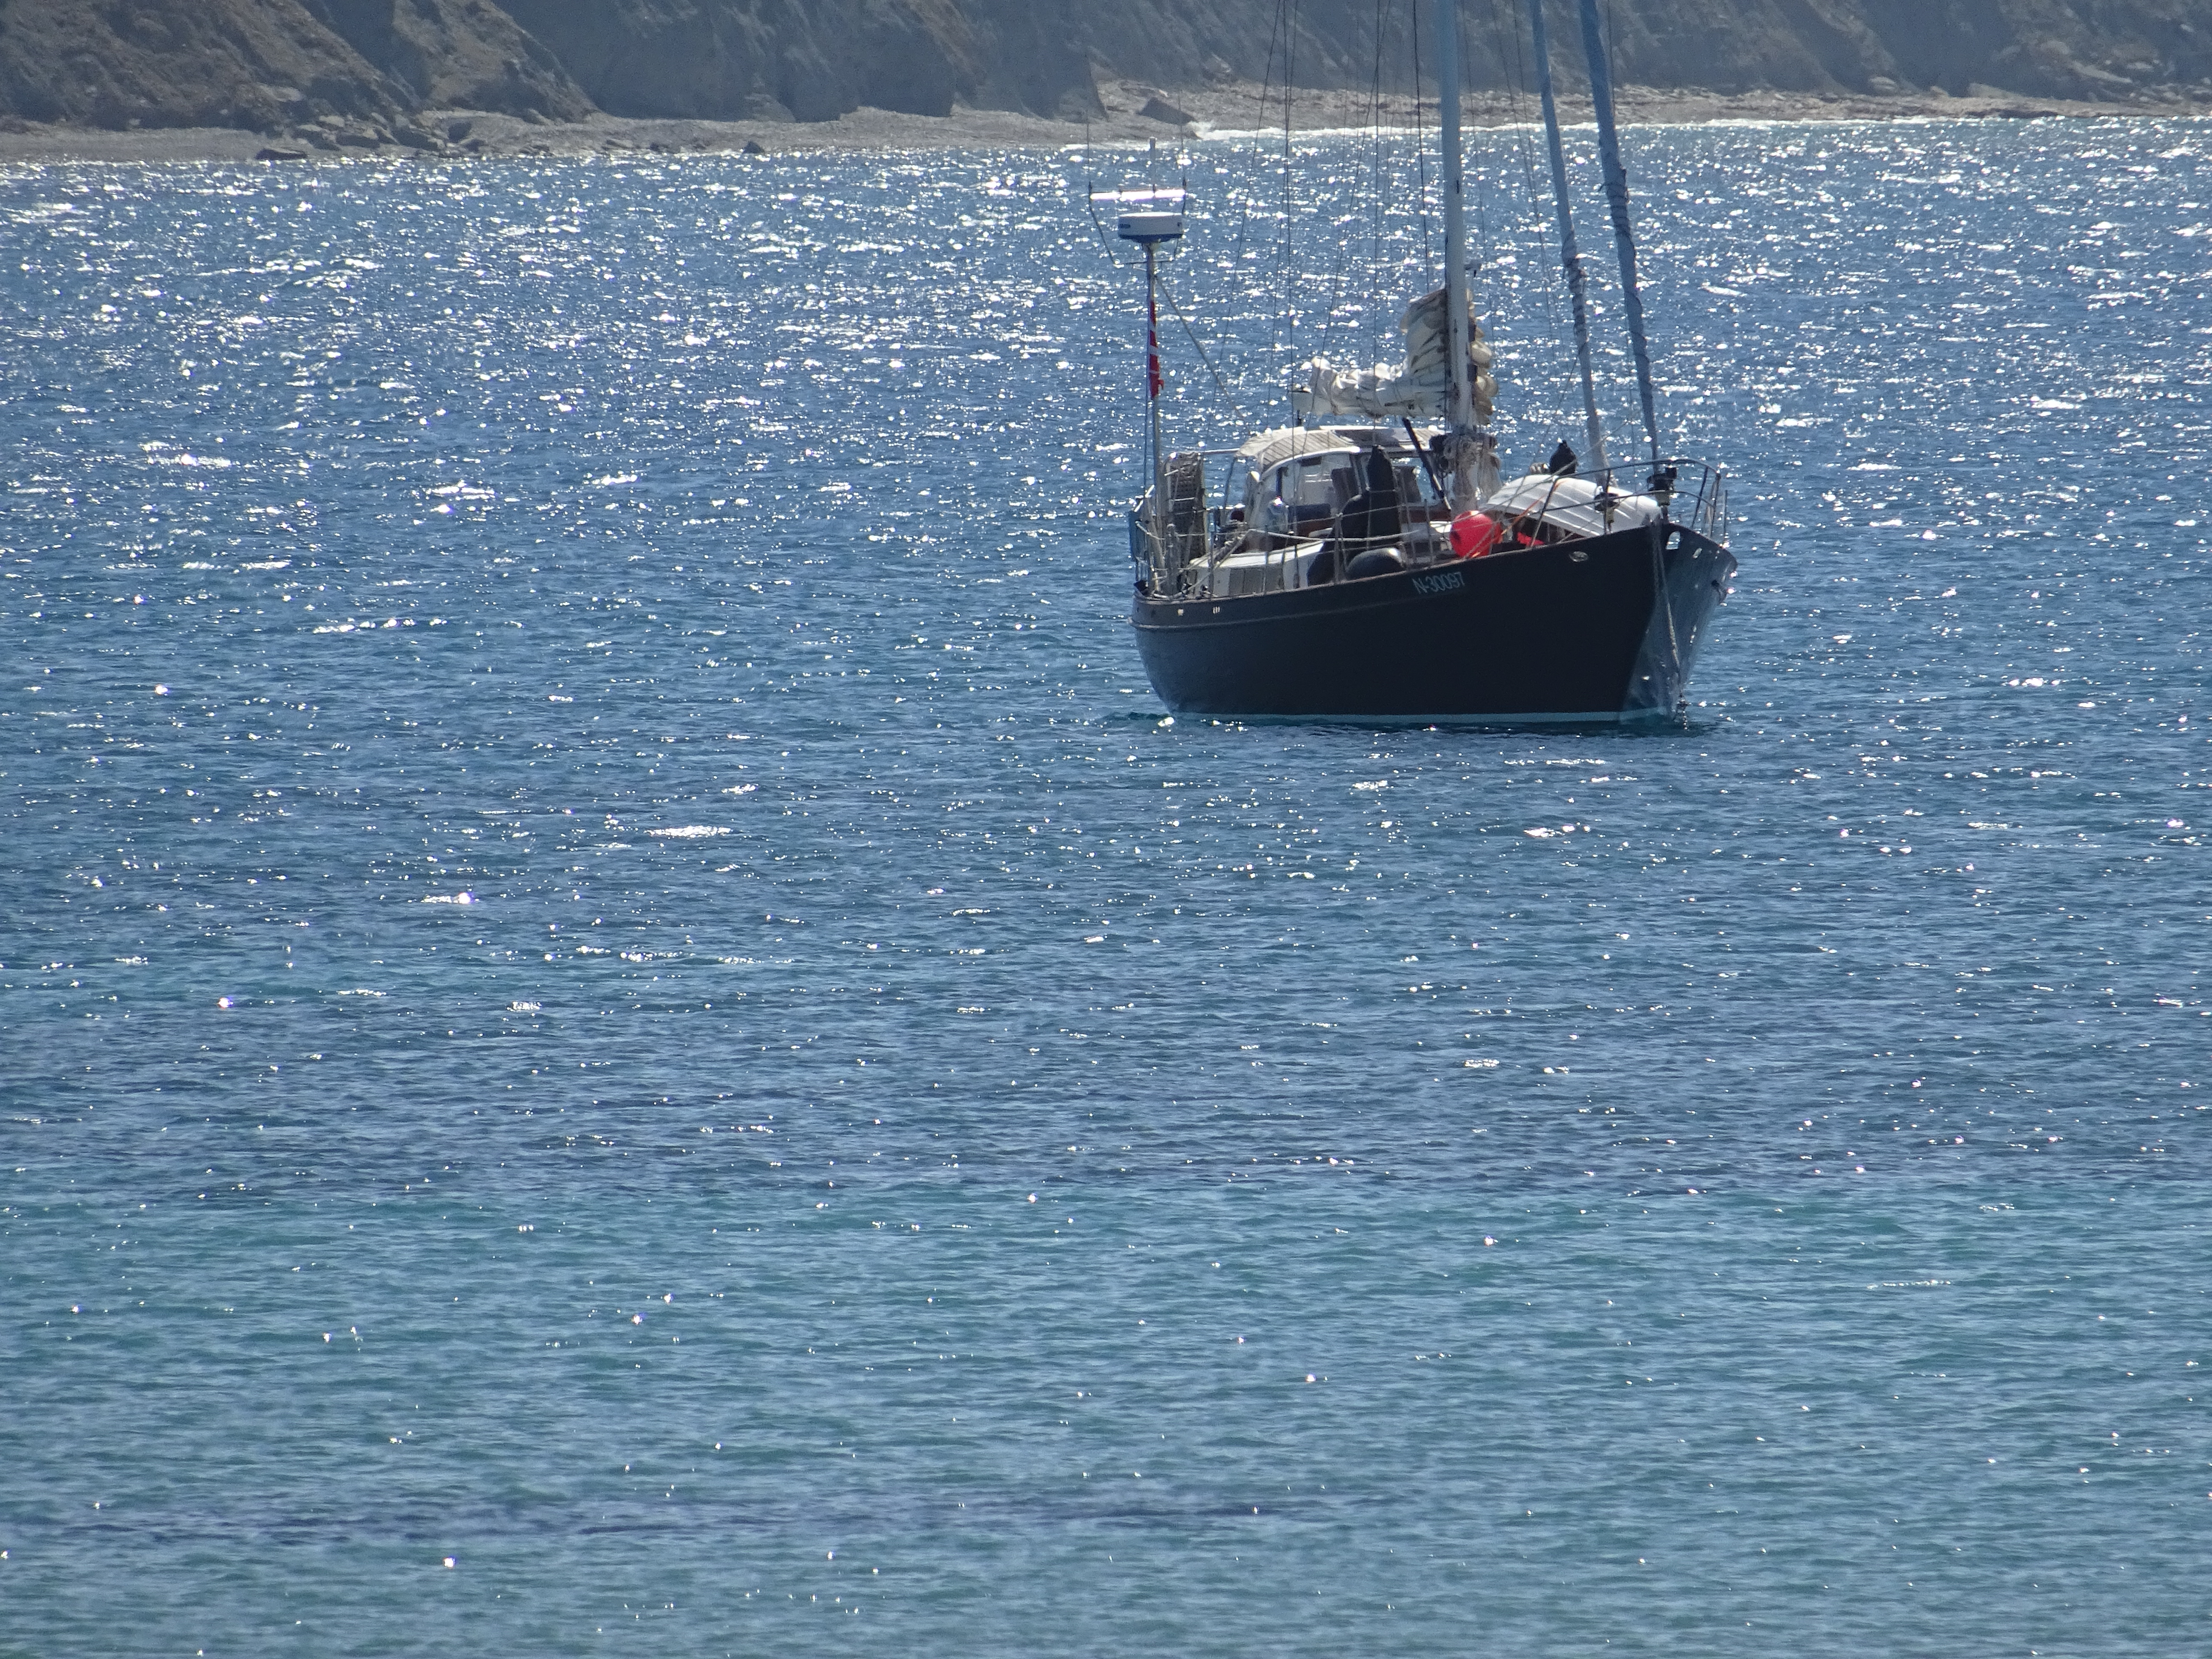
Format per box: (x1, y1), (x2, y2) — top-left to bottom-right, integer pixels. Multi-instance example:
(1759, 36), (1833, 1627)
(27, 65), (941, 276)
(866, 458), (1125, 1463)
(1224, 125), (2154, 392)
(1, 119), (2207, 1655)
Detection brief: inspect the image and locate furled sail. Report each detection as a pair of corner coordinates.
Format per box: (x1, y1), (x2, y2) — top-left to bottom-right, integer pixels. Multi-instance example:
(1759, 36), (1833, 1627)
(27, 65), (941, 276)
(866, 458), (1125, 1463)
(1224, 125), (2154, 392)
(1291, 286), (1498, 423)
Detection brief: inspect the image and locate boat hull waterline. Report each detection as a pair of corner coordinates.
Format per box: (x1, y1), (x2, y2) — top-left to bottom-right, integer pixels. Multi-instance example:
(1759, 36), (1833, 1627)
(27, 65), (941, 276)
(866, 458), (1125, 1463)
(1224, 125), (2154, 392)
(1132, 522), (1734, 725)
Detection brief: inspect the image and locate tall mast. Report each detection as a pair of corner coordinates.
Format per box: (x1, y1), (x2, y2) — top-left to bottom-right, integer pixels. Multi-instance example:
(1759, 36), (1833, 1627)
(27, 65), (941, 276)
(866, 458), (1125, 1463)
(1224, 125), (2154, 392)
(1436, 0), (1475, 508)
(1528, 0), (1607, 476)
(1577, 0), (1659, 470)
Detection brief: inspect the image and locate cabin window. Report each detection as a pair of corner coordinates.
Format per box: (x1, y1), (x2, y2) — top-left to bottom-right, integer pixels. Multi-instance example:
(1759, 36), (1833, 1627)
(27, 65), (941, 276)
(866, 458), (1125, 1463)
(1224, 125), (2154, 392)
(1276, 457), (1347, 507)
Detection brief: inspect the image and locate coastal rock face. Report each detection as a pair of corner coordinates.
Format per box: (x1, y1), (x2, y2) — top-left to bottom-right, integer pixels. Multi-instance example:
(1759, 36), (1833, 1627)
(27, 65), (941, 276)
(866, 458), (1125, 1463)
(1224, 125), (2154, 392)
(0, 0), (2203, 133)
(1073, 0), (2211, 104)
(0, 0), (402, 129)
(497, 0), (957, 122)
(494, 0), (1097, 122)
(1534, 0), (2212, 102)
(0, 0), (586, 129)
(304, 0), (590, 119)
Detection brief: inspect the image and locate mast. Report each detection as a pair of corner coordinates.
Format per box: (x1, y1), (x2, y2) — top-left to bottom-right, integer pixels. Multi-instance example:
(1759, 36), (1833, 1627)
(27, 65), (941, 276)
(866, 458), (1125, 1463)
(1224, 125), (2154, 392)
(1577, 0), (1659, 470)
(1436, 0), (1475, 509)
(1528, 0), (1607, 476)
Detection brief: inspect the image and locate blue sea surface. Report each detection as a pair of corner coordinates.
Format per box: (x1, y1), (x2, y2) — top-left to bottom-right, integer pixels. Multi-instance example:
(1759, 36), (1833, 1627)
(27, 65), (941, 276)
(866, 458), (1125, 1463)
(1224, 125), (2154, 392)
(3, 117), (2209, 1655)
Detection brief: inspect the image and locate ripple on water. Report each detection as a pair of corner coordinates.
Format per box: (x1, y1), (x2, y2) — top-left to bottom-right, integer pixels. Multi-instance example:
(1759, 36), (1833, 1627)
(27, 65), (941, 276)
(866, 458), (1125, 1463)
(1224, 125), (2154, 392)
(1, 122), (2209, 1655)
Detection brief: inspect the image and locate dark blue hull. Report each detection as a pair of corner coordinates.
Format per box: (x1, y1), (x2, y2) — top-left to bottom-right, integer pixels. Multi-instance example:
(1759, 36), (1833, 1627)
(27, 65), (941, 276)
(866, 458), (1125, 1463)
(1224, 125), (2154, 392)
(1131, 521), (1733, 723)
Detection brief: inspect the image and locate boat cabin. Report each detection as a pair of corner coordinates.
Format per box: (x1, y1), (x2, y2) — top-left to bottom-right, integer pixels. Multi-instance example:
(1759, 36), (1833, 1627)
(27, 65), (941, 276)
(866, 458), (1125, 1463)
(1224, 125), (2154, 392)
(1231, 425), (1433, 547)
(1133, 415), (1720, 605)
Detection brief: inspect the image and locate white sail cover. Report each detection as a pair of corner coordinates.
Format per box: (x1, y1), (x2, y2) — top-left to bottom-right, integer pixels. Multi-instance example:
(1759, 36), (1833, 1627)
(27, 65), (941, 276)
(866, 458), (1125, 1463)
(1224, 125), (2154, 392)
(1291, 286), (1499, 423)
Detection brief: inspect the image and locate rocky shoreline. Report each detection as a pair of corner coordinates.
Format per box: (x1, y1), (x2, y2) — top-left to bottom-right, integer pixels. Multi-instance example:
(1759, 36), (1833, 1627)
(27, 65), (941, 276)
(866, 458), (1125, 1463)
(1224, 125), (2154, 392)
(0, 74), (2202, 166)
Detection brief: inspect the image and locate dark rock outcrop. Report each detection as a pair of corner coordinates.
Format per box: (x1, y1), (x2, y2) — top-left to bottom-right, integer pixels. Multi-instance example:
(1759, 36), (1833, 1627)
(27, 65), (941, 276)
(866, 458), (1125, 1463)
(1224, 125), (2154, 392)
(493, 0), (1097, 123)
(1502, 0), (2212, 102)
(0, 0), (588, 129)
(1060, 0), (2212, 105)
(303, 0), (590, 119)
(0, 0), (402, 129)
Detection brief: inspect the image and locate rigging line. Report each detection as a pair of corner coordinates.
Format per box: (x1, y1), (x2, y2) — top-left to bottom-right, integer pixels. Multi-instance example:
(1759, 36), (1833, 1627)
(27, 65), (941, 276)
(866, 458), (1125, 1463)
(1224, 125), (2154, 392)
(1466, 12), (1517, 384)
(1368, 0), (1383, 367)
(1155, 264), (1244, 426)
(1309, 17), (1350, 374)
(1462, 7), (1494, 281)
(1282, 0), (1299, 378)
(1079, 120), (1124, 268)
(1256, 0), (1292, 363)
(1526, 0), (1608, 474)
(1233, 0), (1287, 323)
(1315, 207), (1351, 370)
(1577, 0), (1660, 466)
(1449, 0), (1485, 297)
(1487, 0), (1572, 425)
(1486, 13), (1540, 436)
(1410, 0), (1433, 291)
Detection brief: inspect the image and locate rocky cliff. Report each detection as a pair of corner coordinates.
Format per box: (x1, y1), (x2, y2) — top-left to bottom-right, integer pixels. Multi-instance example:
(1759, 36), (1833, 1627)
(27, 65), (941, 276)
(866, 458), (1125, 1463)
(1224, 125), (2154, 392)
(1073, 0), (2211, 105)
(0, 0), (2202, 135)
(490, 0), (1097, 124)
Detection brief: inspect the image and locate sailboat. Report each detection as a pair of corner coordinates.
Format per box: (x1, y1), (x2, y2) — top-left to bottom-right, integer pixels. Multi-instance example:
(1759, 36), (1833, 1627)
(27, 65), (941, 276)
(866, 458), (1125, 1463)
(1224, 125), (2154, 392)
(1106, 0), (1735, 725)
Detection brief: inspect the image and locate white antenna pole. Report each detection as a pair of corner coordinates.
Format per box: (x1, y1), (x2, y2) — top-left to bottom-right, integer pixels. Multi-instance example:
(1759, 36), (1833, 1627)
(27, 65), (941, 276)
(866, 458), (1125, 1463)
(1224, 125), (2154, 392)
(1144, 143), (1163, 526)
(1110, 168), (1185, 585)
(1147, 239), (1165, 536)
(1438, 0), (1474, 508)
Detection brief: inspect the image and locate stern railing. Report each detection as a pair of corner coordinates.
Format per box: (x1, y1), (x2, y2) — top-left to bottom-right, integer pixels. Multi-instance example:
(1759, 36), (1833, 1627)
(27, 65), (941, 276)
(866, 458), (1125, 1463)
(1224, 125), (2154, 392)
(1131, 451), (1727, 597)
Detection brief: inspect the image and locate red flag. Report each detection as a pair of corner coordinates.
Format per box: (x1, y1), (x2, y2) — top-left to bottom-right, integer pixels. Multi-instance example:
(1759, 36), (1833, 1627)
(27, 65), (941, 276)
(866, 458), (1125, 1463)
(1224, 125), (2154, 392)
(1147, 290), (1163, 400)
